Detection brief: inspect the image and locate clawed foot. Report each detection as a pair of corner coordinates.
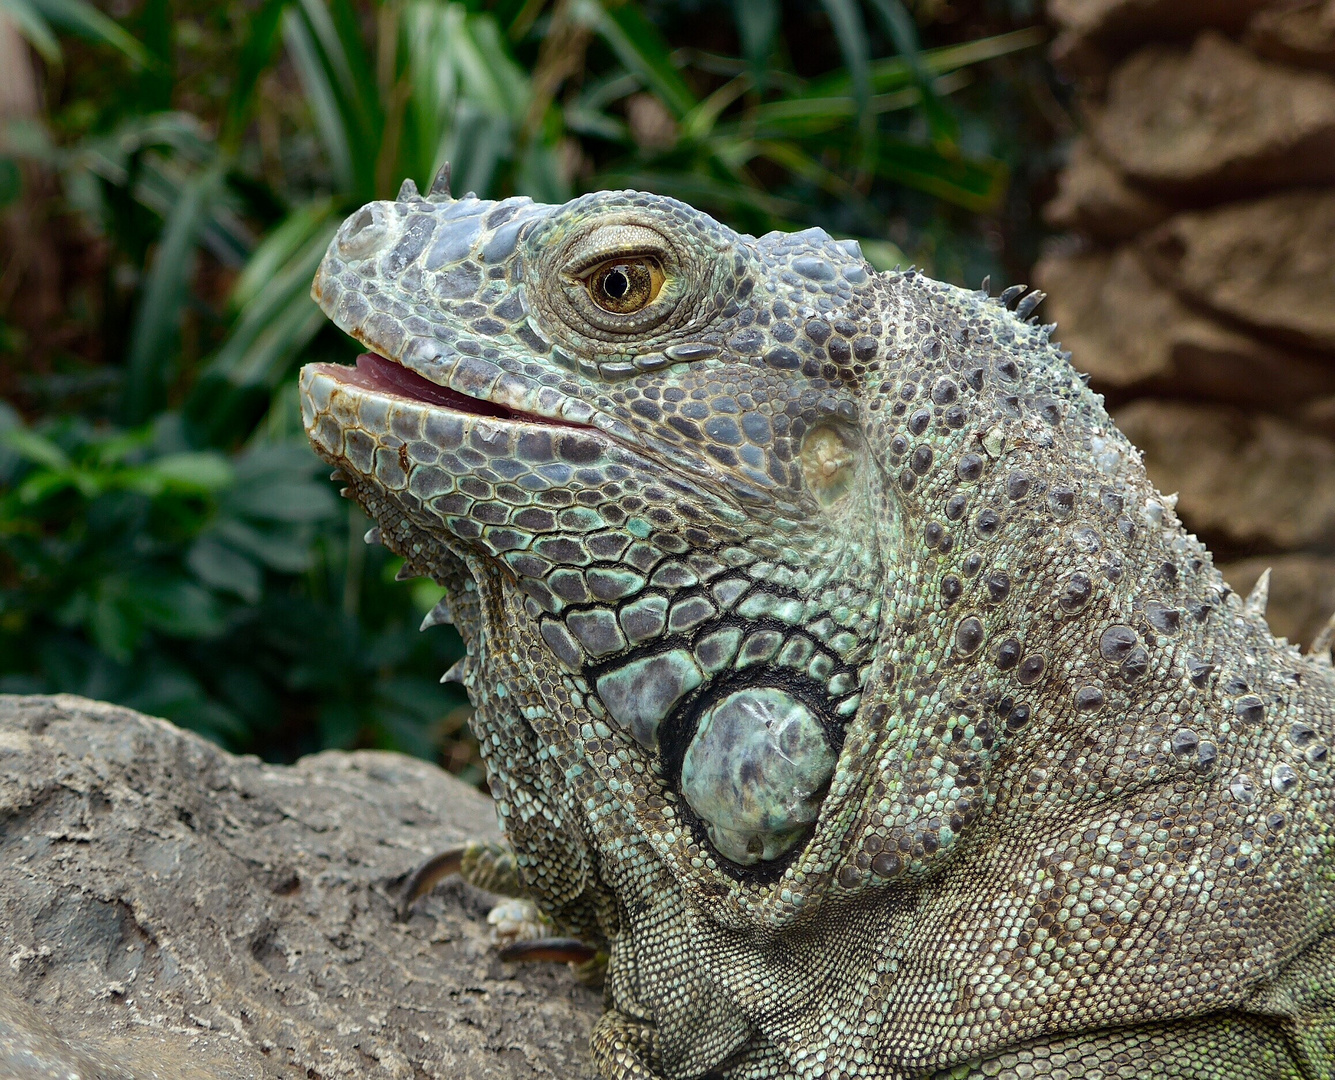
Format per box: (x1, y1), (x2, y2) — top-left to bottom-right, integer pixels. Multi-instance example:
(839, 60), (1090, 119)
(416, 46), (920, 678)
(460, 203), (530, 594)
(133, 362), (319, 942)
(487, 897), (605, 985)
(396, 839), (522, 919)
(396, 840), (606, 986)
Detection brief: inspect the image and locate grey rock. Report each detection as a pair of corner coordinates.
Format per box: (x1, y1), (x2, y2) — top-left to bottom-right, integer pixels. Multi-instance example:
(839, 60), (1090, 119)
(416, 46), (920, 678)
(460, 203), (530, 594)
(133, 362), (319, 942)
(1035, 245), (1335, 409)
(1043, 137), (1173, 242)
(0, 694), (599, 1079)
(1219, 554), (1335, 649)
(1246, 0), (1335, 70)
(1093, 33), (1335, 197)
(1114, 399), (1335, 551)
(1140, 189), (1335, 353)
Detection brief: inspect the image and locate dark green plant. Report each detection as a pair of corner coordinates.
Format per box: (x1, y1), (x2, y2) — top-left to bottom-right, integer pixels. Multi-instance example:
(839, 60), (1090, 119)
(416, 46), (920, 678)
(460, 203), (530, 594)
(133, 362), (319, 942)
(0, 0), (1046, 772)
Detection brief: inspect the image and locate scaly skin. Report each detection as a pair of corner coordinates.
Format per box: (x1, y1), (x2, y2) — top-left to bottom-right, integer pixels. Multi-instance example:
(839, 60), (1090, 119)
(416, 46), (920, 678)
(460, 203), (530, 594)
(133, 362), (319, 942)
(299, 174), (1335, 1080)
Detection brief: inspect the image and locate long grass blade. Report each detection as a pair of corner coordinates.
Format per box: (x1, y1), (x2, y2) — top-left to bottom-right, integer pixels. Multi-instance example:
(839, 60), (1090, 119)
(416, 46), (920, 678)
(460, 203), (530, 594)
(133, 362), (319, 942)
(865, 0), (956, 144)
(816, 0), (871, 149)
(221, 0), (290, 148)
(874, 135), (1007, 210)
(122, 165), (224, 425)
(730, 0), (777, 94)
(24, 0), (151, 66)
(282, 5), (354, 193)
(806, 25), (1043, 99)
(582, 0), (696, 118)
(1, 0), (62, 64)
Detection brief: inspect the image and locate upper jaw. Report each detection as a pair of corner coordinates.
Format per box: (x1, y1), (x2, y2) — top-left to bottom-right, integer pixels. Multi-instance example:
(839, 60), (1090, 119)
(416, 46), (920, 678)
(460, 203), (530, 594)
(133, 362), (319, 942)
(307, 193), (645, 447)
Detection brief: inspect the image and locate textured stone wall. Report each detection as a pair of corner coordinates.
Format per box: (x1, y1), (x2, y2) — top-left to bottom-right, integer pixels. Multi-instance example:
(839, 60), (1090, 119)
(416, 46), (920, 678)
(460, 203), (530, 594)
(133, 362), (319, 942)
(0, 694), (599, 1079)
(1036, 0), (1335, 647)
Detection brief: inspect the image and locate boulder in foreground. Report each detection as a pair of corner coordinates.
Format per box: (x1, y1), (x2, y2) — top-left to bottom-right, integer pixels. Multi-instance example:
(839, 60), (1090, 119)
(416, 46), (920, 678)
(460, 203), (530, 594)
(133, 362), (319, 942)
(0, 694), (599, 1079)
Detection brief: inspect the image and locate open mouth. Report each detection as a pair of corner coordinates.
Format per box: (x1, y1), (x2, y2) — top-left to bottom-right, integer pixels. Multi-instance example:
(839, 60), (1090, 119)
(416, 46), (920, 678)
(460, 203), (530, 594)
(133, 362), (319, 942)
(338, 352), (519, 420)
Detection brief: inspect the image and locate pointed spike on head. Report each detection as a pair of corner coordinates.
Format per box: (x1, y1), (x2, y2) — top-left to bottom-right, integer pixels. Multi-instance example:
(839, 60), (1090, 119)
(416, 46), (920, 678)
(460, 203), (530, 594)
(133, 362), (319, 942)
(978, 274), (991, 295)
(1000, 284), (1026, 309)
(440, 658), (467, 684)
(330, 469), (348, 482)
(395, 564), (417, 582)
(397, 177), (421, 201)
(364, 527), (382, 546)
(1243, 566), (1271, 620)
(428, 162), (453, 201)
(1016, 290), (1046, 321)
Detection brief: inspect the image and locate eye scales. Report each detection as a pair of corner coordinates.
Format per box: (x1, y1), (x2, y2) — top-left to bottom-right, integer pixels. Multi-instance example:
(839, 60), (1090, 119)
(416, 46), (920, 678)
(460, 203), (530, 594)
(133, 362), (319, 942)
(301, 170), (1335, 1080)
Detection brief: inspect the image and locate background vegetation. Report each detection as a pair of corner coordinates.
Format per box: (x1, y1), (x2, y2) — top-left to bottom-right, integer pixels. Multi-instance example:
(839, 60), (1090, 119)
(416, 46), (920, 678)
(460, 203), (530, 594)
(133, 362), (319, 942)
(0, 0), (1062, 780)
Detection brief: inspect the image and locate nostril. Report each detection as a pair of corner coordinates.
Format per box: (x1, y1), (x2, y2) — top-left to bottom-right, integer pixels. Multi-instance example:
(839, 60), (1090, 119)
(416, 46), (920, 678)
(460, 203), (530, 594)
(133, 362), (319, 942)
(338, 204), (389, 260)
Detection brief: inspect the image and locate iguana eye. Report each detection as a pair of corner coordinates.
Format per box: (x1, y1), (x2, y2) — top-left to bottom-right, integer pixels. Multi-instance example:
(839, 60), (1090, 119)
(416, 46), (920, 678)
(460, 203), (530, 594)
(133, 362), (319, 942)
(585, 257), (664, 314)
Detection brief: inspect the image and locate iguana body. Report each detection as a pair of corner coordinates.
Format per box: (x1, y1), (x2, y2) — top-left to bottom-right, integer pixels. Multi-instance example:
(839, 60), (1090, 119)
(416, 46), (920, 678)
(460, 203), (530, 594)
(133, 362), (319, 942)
(299, 174), (1335, 1079)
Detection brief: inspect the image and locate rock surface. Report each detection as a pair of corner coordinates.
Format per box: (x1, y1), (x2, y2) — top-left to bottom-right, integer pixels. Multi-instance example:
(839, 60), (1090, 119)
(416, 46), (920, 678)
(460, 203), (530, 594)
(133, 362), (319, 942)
(0, 694), (600, 1080)
(1038, 3), (1335, 647)
(1246, 0), (1335, 68)
(1219, 554), (1335, 646)
(1047, 0), (1263, 80)
(1140, 189), (1335, 352)
(1035, 246), (1335, 409)
(1093, 33), (1335, 196)
(1113, 399), (1335, 552)
(1042, 138), (1173, 241)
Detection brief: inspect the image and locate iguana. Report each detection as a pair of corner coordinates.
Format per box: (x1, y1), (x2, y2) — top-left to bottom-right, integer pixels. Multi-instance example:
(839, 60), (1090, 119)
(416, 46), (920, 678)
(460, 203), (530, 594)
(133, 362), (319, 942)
(299, 169), (1335, 1079)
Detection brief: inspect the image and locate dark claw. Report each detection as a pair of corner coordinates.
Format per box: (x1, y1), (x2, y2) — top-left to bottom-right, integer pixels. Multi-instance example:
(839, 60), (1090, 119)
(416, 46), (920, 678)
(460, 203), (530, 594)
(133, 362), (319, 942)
(497, 937), (599, 965)
(395, 846), (465, 920)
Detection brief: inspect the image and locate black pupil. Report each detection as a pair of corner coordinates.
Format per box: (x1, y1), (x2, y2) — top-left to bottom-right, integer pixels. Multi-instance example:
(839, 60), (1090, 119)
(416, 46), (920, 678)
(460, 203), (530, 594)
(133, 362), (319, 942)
(603, 269), (630, 298)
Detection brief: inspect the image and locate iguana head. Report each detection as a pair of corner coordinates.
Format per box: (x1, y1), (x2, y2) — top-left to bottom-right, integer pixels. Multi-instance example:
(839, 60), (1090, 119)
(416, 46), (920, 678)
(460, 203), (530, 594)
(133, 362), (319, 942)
(302, 177), (896, 885)
(300, 175), (1224, 948)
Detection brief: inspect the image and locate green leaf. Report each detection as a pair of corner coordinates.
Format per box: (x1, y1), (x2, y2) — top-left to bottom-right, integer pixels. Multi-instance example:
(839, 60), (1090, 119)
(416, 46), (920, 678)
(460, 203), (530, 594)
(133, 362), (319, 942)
(817, 0), (871, 148)
(187, 534), (263, 603)
(865, 0), (956, 144)
(874, 135), (1008, 211)
(212, 518), (315, 573)
(188, 205), (337, 438)
(730, 0), (778, 93)
(804, 26), (1044, 99)
(139, 451), (235, 493)
(129, 574), (226, 638)
(593, 166), (802, 224)
(741, 83), (929, 139)
(1, 0), (62, 64)
(283, 5), (355, 194)
(0, 401), (23, 478)
(88, 577), (142, 661)
(24, 0), (152, 67)
(581, 0), (697, 119)
(0, 427), (70, 471)
(228, 478), (337, 522)
(121, 166), (225, 425)
(0, 158), (23, 208)
(221, 0), (291, 148)
(395, 3), (529, 194)
(231, 197), (337, 310)
(857, 238), (907, 271)
(282, 0), (381, 198)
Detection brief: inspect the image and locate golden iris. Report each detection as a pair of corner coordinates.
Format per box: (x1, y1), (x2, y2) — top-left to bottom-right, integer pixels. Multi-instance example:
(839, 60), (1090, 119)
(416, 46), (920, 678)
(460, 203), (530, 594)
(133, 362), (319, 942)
(586, 257), (664, 314)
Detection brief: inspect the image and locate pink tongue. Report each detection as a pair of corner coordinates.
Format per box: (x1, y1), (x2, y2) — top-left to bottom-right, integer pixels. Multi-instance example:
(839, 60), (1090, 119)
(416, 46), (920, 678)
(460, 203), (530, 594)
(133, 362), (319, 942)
(353, 352), (509, 417)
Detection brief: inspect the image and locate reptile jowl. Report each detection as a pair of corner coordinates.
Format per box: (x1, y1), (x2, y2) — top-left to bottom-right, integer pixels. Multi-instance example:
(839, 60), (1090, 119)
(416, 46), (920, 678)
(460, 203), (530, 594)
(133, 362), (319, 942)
(300, 168), (1335, 1079)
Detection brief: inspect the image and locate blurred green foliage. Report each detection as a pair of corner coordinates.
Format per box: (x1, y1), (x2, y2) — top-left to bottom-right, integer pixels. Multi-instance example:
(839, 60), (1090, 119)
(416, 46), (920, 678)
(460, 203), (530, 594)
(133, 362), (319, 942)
(0, 0), (1054, 774)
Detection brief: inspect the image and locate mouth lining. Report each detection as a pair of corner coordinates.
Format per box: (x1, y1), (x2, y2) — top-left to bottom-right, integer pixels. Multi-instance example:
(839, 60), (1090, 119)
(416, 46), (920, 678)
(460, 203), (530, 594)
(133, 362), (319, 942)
(345, 352), (519, 420)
